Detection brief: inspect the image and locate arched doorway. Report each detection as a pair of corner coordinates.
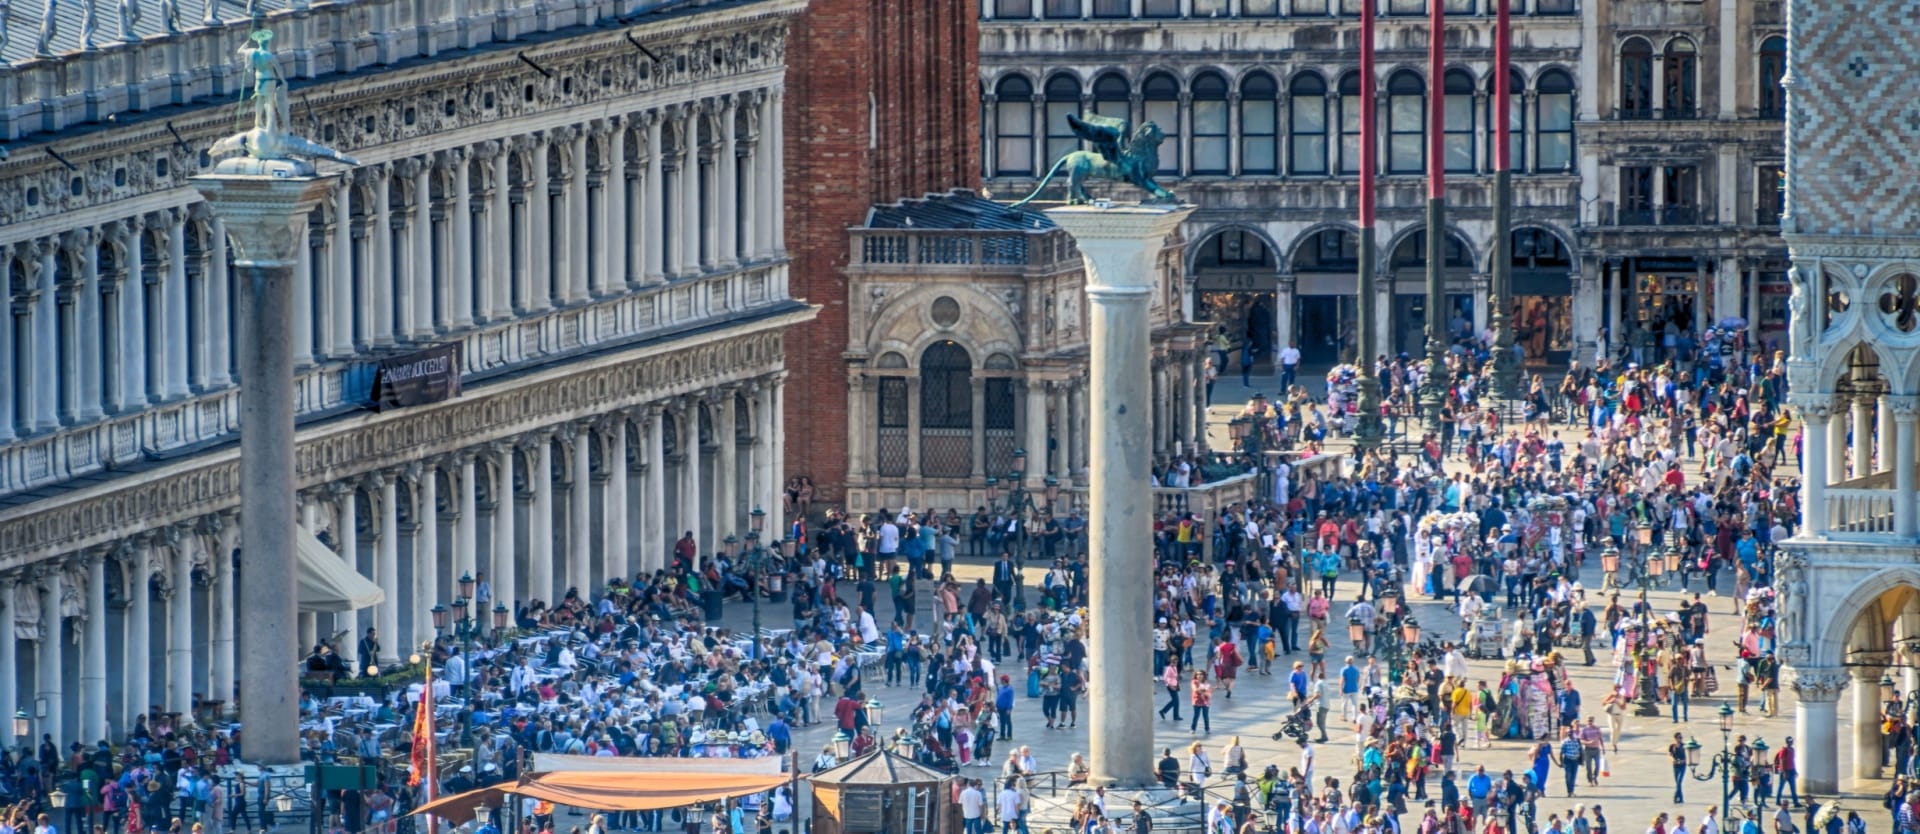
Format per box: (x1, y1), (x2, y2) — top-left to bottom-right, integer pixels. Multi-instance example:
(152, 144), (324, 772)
(920, 341), (974, 478)
(1388, 228), (1475, 357)
(1192, 227), (1278, 372)
(1510, 227), (1575, 365)
(1289, 228), (1360, 365)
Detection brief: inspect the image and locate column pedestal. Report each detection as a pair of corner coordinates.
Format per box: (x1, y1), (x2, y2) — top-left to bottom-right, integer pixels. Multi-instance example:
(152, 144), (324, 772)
(1045, 203), (1194, 788)
(1791, 667), (1848, 795)
(194, 159), (339, 766)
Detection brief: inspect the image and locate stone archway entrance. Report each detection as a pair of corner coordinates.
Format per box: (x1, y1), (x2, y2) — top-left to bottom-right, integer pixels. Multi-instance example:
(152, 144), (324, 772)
(1784, 561), (1920, 794)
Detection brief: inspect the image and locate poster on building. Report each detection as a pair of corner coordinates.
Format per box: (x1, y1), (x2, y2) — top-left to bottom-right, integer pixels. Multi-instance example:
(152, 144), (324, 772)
(371, 343), (463, 411)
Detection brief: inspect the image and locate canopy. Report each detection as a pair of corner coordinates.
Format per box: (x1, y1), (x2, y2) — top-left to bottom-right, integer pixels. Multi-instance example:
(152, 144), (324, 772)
(411, 771), (791, 819)
(298, 524), (385, 613)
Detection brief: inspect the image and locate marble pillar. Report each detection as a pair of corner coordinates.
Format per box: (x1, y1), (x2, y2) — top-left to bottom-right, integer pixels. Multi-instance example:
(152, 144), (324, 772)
(568, 425), (593, 596)
(1854, 668), (1883, 780)
(1829, 396), (1850, 485)
(1897, 399), (1918, 538)
(210, 517), (238, 708)
(1792, 669), (1846, 794)
(717, 392), (739, 537)
(125, 542), (152, 736)
(531, 137), (553, 309)
(491, 443), (519, 623)
(82, 553), (107, 741)
(1853, 396), (1875, 480)
(414, 463), (441, 648)
(0, 579), (14, 747)
(377, 474), (401, 663)
(457, 455), (478, 600)
(372, 167), (396, 344)
(36, 571), (63, 746)
(1044, 203), (1193, 787)
(718, 96), (739, 267)
(645, 408), (668, 572)
(168, 532), (194, 715)
(332, 486), (360, 669)
(532, 436), (556, 604)
(608, 120), (630, 289)
(567, 128), (590, 303)
(681, 401), (703, 550)
(643, 113), (665, 283)
(330, 183), (354, 354)
(607, 416), (630, 583)
(1801, 403), (1830, 536)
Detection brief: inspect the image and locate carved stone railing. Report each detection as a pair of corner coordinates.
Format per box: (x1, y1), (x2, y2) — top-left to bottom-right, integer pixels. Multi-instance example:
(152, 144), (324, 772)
(0, 261), (789, 497)
(0, 0), (729, 142)
(1827, 488), (1897, 537)
(847, 228), (1082, 276)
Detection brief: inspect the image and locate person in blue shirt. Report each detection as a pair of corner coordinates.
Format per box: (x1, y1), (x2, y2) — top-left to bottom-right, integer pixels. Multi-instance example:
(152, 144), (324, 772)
(1288, 661), (1310, 705)
(1558, 728), (1585, 797)
(1340, 659), (1361, 718)
(767, 714), (792, 754)
(1556, 687), (1582, 728)
(1466, 766), (1494, 815)
(996, 676), (1017, 739)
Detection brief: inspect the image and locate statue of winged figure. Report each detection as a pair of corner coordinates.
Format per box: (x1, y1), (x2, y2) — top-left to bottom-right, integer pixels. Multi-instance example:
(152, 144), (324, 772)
(1007, 112), (1176, 208)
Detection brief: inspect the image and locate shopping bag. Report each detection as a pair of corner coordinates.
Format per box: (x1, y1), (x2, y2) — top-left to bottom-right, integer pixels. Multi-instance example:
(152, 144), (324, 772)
(1599, 754), (1610, 778)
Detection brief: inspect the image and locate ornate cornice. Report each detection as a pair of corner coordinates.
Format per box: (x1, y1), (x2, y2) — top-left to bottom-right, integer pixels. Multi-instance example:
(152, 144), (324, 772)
(0, 311), (804, 569)
(1788, 668), (1850, 702)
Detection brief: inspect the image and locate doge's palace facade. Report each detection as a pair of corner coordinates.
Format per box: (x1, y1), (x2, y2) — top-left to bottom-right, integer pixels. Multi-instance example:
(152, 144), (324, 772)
(0, 0), (811, 747)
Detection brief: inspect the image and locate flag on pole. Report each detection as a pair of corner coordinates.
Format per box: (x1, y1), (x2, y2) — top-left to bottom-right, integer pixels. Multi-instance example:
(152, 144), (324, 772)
(409, 662), (439, 834)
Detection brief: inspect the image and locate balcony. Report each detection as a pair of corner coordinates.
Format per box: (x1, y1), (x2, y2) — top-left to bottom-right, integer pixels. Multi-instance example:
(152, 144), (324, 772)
(1602, 204), (1709, 227)
(1611, 107), (1700, 122)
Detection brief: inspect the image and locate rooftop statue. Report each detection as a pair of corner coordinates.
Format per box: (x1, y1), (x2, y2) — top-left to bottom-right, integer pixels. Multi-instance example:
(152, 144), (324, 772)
(1007, 112), (1176, 208)
(209, 30), (360, 166)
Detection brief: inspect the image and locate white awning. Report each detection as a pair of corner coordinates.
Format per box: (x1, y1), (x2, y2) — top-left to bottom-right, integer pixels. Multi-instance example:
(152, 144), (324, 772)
(297, 524), (385, 613)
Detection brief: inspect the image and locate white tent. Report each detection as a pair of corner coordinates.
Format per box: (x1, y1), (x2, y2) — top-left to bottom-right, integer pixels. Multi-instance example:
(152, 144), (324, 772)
(296, 524), (385, 612)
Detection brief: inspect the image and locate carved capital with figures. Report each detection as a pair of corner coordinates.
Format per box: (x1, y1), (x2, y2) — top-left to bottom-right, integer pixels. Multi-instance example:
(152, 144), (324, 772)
(1788, 668), (1850, 703)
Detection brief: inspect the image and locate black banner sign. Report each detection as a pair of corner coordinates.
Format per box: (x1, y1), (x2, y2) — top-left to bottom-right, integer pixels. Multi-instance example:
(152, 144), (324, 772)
(371, 343), (463, 411)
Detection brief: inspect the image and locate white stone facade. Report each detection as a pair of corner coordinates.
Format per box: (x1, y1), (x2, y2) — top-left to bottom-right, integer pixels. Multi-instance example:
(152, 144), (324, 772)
(0, 0), (809, 748)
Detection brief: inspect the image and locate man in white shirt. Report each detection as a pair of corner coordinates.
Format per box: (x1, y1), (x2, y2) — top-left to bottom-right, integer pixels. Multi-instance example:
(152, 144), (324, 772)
(996, 781), (1024, 834)
(1279, 343), (1302, 392)
(878, 515), (901, 559)
(959, 781), (986, 834)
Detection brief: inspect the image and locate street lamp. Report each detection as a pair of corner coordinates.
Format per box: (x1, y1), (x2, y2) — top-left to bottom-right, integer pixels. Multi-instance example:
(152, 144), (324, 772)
(1752, 738), (1772, 809)
(863, 700), (885, 729)
(11, 710), (27, 745)
(985, 477), (1000, 504)
(1601, 545), (1621, 591)
(492, 603), (510, 633)
(430, 603), (450, 632)
(458, 572), (476, 600)
(1688, 704), (1738, 814)
(1012, 448), (1027, 474)
(1044, 477), (1060, 510)
(48, 788), (67, 810)
(1883, 673), (1899, 705)
(830, 731), (853, 760)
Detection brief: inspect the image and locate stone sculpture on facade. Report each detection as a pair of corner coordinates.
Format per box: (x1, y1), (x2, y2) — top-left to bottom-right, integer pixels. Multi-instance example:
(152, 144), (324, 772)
(35, 0), (57, 57)
(79, 0), (98, 50)
(120, 0), (143, 41)
(1008, 113), (1175, 207)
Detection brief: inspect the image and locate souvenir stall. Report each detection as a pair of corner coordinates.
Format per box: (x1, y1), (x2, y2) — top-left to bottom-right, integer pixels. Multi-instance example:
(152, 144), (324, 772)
(808, 751), (956, 834)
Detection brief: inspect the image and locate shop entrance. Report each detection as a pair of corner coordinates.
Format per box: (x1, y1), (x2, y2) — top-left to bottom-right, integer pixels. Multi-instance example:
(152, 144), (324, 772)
(1193, 227), (1279, 372)
(1296, 294), (1355, 364)
(1510, 228), (1574, 365)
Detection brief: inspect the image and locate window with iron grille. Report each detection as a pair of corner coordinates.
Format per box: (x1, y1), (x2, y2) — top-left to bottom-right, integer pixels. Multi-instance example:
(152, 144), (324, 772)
(921, 342), (974, 478)
(877, 378), (909, 478)
(984, 378), (1019, 476)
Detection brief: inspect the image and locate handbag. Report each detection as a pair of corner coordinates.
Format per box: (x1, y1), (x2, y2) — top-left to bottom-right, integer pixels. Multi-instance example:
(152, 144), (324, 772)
(1705, 667), (1720, 694)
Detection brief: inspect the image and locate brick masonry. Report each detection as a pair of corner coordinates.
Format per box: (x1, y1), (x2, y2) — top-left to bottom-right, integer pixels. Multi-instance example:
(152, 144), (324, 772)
(782, 0), (981, 506)
(1785, 0), (1920, 237)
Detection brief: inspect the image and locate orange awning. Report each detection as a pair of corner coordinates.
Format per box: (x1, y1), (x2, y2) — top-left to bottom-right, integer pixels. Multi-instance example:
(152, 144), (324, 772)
(413, 771), (791, 819)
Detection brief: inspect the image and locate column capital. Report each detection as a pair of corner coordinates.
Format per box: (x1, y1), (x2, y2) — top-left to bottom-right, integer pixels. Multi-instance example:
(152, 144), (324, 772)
(441, 147), (469, 168)
(361, 470), (391, 490)
(397, 156), (430, 180)
(327, 481), (359, 500)
(1789, 393), (1836, 420)
(1788, 667), (1850, 703)
(475, 140), (505, 161)
(62, 227), (99, 251)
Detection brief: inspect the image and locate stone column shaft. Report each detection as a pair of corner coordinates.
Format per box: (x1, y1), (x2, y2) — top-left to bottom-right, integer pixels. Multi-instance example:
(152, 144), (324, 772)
(335, 491), (360, 669)
(681, 401), (703, 550)
(491, 444), (519, 621)
(718, 98), (739, 266)
(458, 456), (478, 598)
(532, 438), (555, 604)
(645, 410), (668, 572)
(330, 186), (354, 354)
(607, 419), (630, 584)
(609, 125), (631, 288)
(1854, 669), (1884, 779)
(1045, 204), (1192, 787)
(1830, 399), (1851, 484)
(717, 394), (738, 536)
(77, 233), (104, 420)
(568, 428), (592, 596)
(378, 476), (401, 663)
(82, 554), (107, 741)
(644, 115), (666, 283)
(168, 537), (194, 714)
(568, 130), (590, 302)
(0, 582), (15, 747)
(118, 227), (148, 411)
(453, 152), (475, 328)
(1794, 671), (1846, 795)
(210, 524), (236, 708)
(531, 139), (553, 309)
(165, 217), (192, 397)
(1853, 397), (1875, 480)
(1804, 410), (1830, 535)
(414, 465), (440, 648)
(489, 147), (512, 320)
(373, 171), (396, 344)
(125, 546), (152, 737)
(36, 574), (64, 746)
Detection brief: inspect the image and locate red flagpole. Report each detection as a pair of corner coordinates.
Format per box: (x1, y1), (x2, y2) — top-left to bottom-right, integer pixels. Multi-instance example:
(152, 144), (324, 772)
(1495, 0), (1510, 175)
(1359, 0), (1375, 229)
(1428, 0), (1444, 200)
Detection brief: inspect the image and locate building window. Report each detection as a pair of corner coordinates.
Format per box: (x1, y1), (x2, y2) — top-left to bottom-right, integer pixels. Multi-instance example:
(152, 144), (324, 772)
(1207, 231), (1270, 266)
(1194, 0), (1228, 15)
(1444, 0), (1474, 12)
(1191, 72), (1230, 174)
(1387, 0), (1424, 14)
(983, 377), (1018, 474)
(1044, 75), (1083, 166)
(1759, 36), (1787, 119)
(1510, 228), (1570, 268)
(1756, 164), (1784, 225)
(1243, 0), (1280, 15)
(1338, 0), (1364, 13)
(1294, 228), (1360, 272)
(1443, 69), (1475, 173)
(1143, 72), (1181, 175)
(876, 377), (908, 478)
(1093, 72), (1131, 122)
(1241, 71), (1279, 175)
(1535, 0), (1574, 12)
(1290, 73), (1328, 175)
(995, 0), (1032, 17)
(1663, 37), (1698, 119)
(1620, 37), (1654, 119)
(1091, 0), (1130, 15)
(1486, 68), (1524, 172)
(1619, 166), (1653, 224)
(1662, 165), (1699, 224)
(1388, 70), (1425, 174)
(993, 75), (1035, 176)
(1291, 0), (1327, 12)
(1044, 0), (1081, 17)
(920, 342), (973, 478)
(1536, 69), (1574, 172)
(1337, 71), (1362, 174)
(1142, 0), (1178, 16)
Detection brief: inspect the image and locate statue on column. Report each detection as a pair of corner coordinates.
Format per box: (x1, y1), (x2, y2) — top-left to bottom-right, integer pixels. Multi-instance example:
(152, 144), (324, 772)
(209, 30), (360, 166)
(1788, 263), (1813, 354)
(59, 564), (85, 625)
(34, 0), (57, 57)
(13, 580), (42, 641)
(1006, 113), (1176, 207)
(119, 0), (143, 41)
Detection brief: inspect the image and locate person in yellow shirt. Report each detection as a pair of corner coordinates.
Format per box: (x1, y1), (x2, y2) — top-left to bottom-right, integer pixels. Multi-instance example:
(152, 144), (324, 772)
(1450, 684), (1475, 741)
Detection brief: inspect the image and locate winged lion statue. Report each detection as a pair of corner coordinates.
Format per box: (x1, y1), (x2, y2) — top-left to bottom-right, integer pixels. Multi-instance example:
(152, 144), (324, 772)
(1007, 112), (1176, 208)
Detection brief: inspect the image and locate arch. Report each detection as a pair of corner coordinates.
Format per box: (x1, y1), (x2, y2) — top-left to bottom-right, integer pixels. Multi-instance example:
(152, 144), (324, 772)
(1620, 37), (1655, 117)
(1759, 35), (1788, 117)
(1663, 35), (1700, 118)
(1238, 68), (1280, 95)
(1287, 224), (1363, 273)
(1383, 225), (1477, 272)
(1143, 72), (1182, 175)
(1508, 225), (1576, 268)
(1811, 567), (1920, 669)
(1042, 70), (1084, 95)
(919, 341), (974, 478)
(865, 284), (1026, 363)
(1142, 71), (1183, 98)
(1192, 70), (1230, 98)
(1188, 223), (1283, 273)
(1287, 69), (1328, 94)
(1091, 70), (1133, 122)
(875, 351), (910, 369)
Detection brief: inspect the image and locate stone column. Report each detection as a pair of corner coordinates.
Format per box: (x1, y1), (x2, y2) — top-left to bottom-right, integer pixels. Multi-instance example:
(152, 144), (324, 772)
(739, 122), (759, 262)
(376, 473), (401, 663)
(607, 118), (630, 289)
(82, 551), (107, 742)
(192, 159), (336, 765)
(411, 462), (440, 648)
(754, 93), (776, 255)
(457, 454), (478, 599)
(679, 106), (702, 276)
(330, 182), (354, 354)
(330, 484), (361, 669)
(1044, 203), (1193, 787)
(969, 378), (988, 481)
(125, 541), (152, 736)
(1853, 667), (1884, 779)
(167, 528), (194, 715)
(1024, 377), (1048, 489)
(607, 414), (630, 584)
(567, 127), (590, 303)
(718, 95), (739, 267)
(409, 157), (435, 337)
(1897, 398), (1919, 539)
(568, 423), (592, 596)
(754, 384), (775, 521)
(113, 223), (148, 412)
(1069, 380), (1089, 481)
(531, 136), (554, 309)
(770, 90), (786, 251)
(1052, 382), (1071, 481)
(490, 442), (519, 621)
(906, 377), (925, 477)
(165, 215), (192, 398)
(645, 407), (668, 572)
(1800, 398), (1830, 535)
(771, 373), (787, 513)
(644, 112), (666, 284)
(36, 569), (64, 745)
(1852, 394), (1875, 480)
(532, 434), (556, 604)
(1830, 395), (1852, 484)
(293, 223), (316, 368)
(371, 167), (397, 344)
(1793, 668), (1848, 794)
(29, 241), (56, 431)
(700, 130), (720, 272)
(0, 573), (15, 747)
(451, 149), (475, 328)
(1150, 363), (1169, 455)
(679, 399), (703, 549)
(1878, 394), (1897, 475)
(74, 229), (105, 421)
(482, 143), (510, 321)
(716, 390), (739, 536)
(210, 515), (238, 705)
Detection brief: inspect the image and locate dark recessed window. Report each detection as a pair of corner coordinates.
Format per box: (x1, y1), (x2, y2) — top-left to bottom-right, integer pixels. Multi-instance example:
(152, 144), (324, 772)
(155, 158), (169, 178)
(114, 167), (127, 187)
